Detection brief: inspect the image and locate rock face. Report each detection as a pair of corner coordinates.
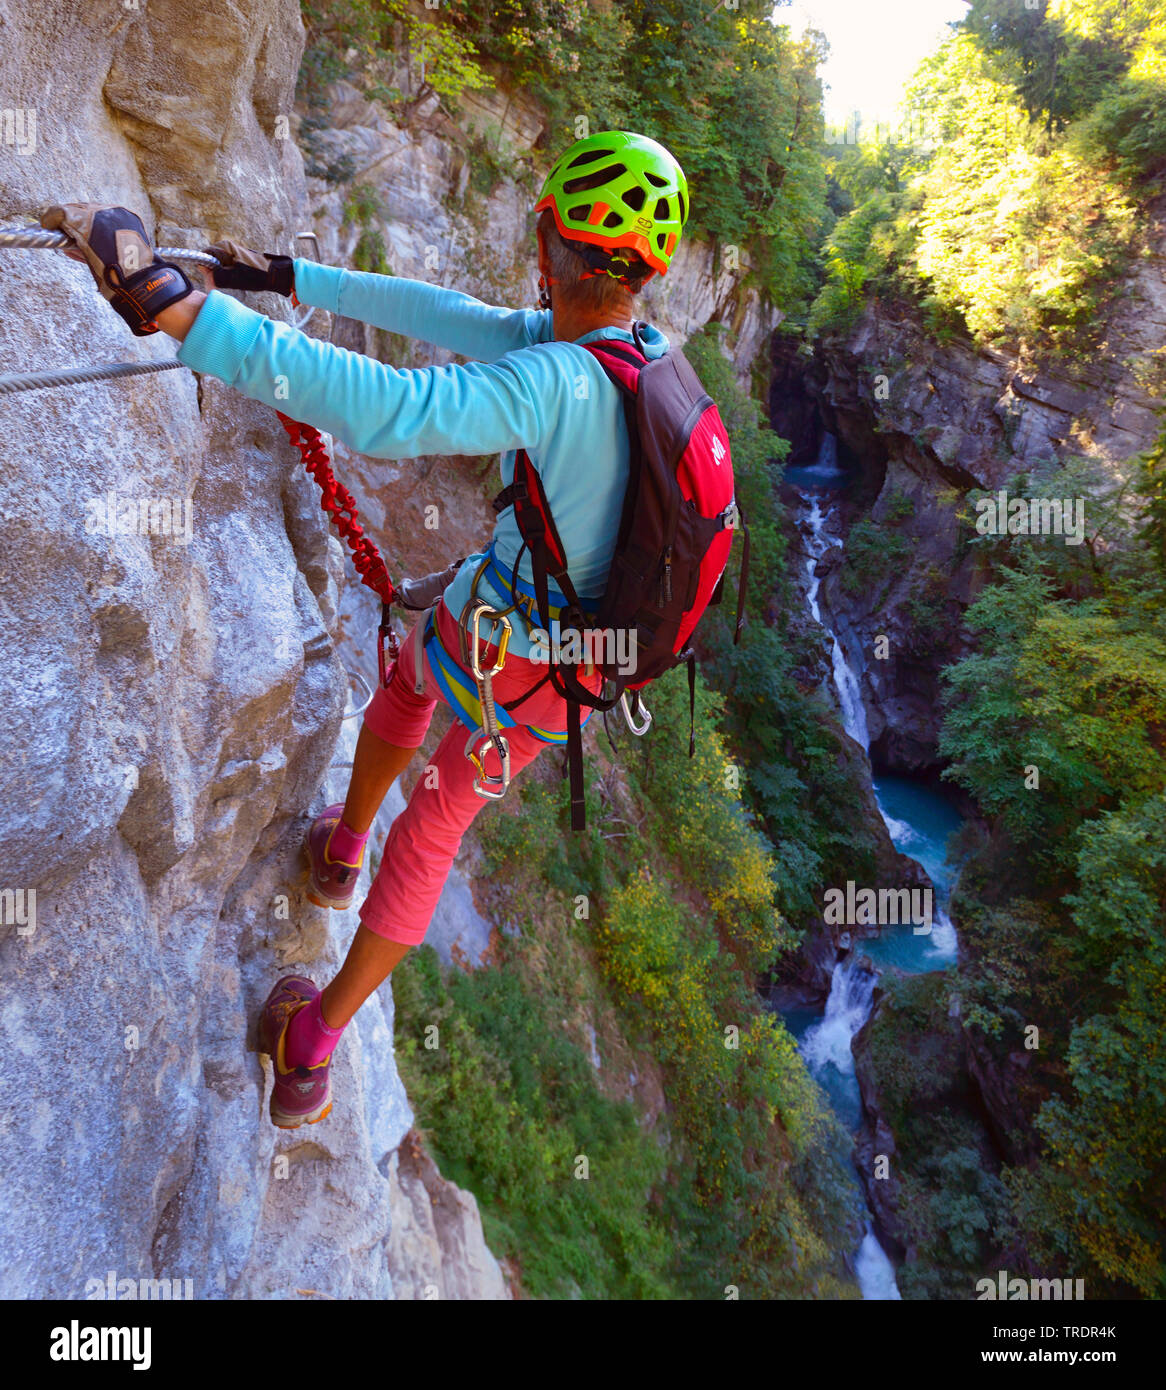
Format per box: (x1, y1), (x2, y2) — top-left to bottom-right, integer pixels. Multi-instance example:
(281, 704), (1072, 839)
(0, 0), (504, 1300)
(778, 203), (1166, 771)
(0, 1), (762, 1300)
(851, 999), (907, 1259)
(384, 1131), (510, 1301)
(293, 77), (778, 385)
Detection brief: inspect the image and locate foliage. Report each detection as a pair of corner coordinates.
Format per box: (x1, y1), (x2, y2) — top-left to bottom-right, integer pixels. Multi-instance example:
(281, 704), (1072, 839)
(1006, 792), (1166, 1296)
(1136, 424), (1166, 577)
(841, 516), (909, 597)
(300, 0), (493, 117)
(464, 123), (525, 200)
(957, 898), (1077, 1043)
(903, 563), (954, 654)
(898, 1145), (1011, 1300)
(885, 489), (916, 523)
(627, 673), (797, 975)
(342, 182), (392, 273)
(967, 0), (1166, 171)
(465, 683), (861, 1297)
(806, 189), (923, 339)
(934, 429), (1166, 1296)
(907, 30), (1139, 352)
(453, 0), (588, 87)
(940, 568), (1166, 873)
(809, 0), (1163, 355)
(392, 940), (673, 1298)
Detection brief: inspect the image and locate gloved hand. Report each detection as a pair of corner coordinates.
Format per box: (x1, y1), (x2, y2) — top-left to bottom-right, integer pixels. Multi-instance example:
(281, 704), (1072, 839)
(397, 558), (468, 611)
(40, 203), (193, 337)
(205, 239), (295, 297)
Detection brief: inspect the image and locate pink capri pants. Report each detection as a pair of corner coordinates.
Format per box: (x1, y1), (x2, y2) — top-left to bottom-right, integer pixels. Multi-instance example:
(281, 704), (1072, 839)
(358, 599), (600, 946)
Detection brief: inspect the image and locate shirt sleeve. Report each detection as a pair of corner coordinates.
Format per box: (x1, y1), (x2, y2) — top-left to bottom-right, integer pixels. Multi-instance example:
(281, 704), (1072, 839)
(292, 260), (553, 362)
(176, 290), (568, 460)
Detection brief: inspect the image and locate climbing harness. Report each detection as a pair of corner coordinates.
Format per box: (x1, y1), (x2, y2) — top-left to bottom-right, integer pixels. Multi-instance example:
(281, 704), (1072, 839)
(404, 550), (602, 801)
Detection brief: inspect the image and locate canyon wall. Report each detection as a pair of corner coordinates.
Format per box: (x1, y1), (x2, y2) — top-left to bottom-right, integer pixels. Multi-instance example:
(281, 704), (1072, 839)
(0, 0), (506, 1300)
(779, 204), (1166, 771)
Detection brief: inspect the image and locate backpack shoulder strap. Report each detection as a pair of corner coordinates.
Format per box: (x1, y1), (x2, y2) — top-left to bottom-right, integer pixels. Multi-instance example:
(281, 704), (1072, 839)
(581, 333), (648, 397)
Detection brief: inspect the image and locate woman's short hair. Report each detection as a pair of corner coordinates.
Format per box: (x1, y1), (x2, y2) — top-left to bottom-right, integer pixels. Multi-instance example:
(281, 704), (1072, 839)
(537, 209), (650, 312)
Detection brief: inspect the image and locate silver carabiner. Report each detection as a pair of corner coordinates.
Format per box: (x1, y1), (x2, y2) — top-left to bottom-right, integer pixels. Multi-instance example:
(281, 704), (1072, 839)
(620, 689), (652, 736)
(465, 726), (511, 799)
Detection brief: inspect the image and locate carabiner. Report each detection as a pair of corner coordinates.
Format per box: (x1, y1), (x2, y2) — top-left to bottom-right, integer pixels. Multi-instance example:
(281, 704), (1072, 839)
(620, 689), (652, 736)
(377, 605), (399, 688)
(465, 727), (511, 799)
(465, 600), (511, 679)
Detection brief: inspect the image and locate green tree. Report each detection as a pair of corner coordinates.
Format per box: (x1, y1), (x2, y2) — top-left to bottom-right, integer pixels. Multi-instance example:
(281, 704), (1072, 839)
(1010, 794), (1166, 1296)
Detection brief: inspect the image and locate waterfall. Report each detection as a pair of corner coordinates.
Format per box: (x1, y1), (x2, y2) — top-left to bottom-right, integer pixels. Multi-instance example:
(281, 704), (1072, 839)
(794, 475), (971, 1302)
(856, 1227), (902, 1301)
(802, 495), (834, 623)
(801, 492), (870, 749)
(788, 429), (847, 490)
(831, 636), (870, 751)
(798, 957), (902, 1300)
(801, 958), (876, 1076)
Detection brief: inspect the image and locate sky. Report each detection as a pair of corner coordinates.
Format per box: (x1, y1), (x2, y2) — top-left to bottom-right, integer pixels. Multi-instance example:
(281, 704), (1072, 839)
(778, 0), (972, 132)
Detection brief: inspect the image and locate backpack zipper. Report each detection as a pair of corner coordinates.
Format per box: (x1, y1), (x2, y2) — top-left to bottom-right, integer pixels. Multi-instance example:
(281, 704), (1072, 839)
(659, 547), (673, 606)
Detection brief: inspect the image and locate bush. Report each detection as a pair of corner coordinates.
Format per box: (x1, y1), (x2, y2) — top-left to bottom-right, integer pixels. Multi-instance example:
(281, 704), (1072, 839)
(885, 488), (916, 523)
(393, 942), (674, 1299)
(341, 183), (392, 274)
(842, 517), (909, 597)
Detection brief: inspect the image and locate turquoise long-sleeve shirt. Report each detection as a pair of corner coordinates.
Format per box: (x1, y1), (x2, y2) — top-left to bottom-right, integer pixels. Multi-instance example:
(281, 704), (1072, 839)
(175, 259), (670, 659)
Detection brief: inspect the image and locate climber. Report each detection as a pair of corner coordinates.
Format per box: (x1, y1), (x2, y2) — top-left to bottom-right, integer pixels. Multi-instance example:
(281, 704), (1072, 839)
(43, 131), (697, 1129)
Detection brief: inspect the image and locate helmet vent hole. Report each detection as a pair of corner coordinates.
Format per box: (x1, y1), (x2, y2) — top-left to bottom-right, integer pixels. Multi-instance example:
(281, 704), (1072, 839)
(603, 211), (622, 228)
(566, 148), (615, 169)
(678, 190), (688, 223)
(656, 232), (666, 248)
(567, 205), (589, 222)
(654, 198), (670, 220)
(644, 171), (668, 188)
(563, 162), (627, 194)
(621, 186), (646, 212)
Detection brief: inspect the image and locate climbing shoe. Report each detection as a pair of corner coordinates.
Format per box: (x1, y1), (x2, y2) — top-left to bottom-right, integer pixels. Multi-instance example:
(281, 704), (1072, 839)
(305, 803), (364, 911)
(256, 976), (333, 1130)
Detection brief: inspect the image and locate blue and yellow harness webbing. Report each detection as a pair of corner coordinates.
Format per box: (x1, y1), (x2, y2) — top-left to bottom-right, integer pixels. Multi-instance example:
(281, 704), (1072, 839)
(417, 604), (596, 746)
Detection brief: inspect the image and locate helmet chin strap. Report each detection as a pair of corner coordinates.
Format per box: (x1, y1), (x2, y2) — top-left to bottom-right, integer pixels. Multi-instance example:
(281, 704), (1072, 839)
(538, 273), (556, 310)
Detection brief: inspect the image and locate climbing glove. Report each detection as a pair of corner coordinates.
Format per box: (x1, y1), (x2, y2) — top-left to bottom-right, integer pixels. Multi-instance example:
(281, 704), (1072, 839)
(397, 558), (468, 612)
(40, 203), (193, 337)
(205, 239), (295, 297)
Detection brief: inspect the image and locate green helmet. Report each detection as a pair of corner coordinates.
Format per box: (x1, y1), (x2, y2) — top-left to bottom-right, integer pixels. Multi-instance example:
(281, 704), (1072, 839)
(534, 130), (688, 279)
